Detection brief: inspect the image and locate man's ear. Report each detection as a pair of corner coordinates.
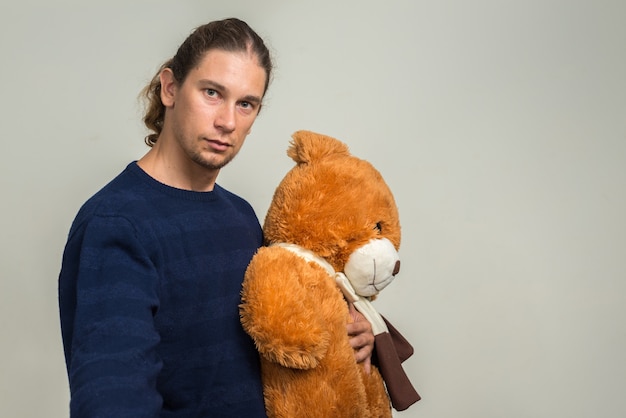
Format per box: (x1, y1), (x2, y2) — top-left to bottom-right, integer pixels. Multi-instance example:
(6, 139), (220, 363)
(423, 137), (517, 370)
(159, 68), (177, 107)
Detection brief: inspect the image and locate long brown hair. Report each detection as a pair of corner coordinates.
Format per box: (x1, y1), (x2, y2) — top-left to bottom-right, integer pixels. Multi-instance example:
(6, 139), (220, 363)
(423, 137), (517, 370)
(141, 18), (273, 146)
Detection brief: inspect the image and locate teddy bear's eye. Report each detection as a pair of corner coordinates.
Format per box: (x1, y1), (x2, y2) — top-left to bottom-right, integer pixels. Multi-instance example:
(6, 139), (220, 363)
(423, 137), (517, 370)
(374, 222), (382, 233)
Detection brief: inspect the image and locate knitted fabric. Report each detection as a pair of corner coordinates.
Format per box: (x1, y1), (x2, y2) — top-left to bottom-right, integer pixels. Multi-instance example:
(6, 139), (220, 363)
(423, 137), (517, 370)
(59, 162), (266, 417)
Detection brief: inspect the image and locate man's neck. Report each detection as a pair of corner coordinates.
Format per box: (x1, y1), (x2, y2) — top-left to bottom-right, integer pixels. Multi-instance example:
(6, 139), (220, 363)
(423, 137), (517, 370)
(137, 141), (220, 192)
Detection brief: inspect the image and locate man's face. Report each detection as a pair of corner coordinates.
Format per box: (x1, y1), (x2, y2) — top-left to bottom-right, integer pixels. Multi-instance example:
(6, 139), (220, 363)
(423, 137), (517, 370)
(161, 49), (267, 172)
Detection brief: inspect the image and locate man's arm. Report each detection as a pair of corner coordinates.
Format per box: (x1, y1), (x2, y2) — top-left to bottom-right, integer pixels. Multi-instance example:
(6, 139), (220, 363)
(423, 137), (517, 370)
(60, 215), (162, 417)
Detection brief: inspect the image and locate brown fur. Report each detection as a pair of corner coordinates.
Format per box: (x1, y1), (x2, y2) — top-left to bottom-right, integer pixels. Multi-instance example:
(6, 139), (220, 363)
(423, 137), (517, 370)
(240, 130), (400, 417)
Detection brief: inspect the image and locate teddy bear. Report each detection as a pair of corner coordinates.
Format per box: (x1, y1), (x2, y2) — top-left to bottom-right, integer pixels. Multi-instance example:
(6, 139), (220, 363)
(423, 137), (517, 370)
(240, 130), (420, 417)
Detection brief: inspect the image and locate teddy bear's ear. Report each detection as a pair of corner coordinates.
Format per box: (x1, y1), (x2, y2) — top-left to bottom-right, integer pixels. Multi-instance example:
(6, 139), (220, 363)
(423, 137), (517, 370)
(287, 130), (351, 164)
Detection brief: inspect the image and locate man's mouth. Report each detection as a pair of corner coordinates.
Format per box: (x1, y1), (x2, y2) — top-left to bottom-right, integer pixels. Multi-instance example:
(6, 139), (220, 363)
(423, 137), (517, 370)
(205, 138), (230, 152)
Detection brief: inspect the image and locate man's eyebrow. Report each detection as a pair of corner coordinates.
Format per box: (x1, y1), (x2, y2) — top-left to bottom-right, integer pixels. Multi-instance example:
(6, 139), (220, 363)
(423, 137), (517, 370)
(241, 94), (263, 105)
(198, 79), (225, 91)
(198, 79), (262, 104)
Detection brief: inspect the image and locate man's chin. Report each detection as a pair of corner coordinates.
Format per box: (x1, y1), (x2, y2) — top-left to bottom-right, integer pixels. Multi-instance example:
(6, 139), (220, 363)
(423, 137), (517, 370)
(193, 153), (234, 171)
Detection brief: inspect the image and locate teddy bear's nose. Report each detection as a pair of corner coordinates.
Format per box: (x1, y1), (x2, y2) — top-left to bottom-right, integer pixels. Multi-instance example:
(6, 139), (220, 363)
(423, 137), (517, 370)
(393, 260), (401, 276)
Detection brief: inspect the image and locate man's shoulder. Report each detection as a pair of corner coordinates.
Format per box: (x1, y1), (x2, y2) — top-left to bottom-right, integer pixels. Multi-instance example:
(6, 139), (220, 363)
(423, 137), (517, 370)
(215, 184), (255, 212)
(70, 162), (153, 228)
(84, 163), (145, 210)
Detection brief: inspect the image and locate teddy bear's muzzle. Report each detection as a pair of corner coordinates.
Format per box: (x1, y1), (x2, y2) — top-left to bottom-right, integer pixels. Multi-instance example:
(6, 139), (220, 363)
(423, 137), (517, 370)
(343, 238), (400, 297)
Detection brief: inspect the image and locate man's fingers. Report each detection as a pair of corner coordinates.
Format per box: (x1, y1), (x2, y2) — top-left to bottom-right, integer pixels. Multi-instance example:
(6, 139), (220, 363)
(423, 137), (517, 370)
(346, 303), (375, 374)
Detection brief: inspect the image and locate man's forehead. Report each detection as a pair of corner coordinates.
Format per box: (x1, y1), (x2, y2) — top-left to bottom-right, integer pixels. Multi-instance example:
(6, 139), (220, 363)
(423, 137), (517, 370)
(190, 49), (266, 95)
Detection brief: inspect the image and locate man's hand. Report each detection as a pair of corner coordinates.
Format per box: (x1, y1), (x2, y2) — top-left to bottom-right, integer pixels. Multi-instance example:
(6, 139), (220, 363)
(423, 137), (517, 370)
(347, 302), (375, 374)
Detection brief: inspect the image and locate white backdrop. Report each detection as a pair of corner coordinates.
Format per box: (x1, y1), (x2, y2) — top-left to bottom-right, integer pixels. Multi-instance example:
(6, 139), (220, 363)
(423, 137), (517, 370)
(1, 1), (625, 417)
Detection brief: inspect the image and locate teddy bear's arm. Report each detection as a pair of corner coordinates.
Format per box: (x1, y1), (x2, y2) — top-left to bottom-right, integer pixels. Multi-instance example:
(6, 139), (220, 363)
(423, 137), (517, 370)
(240, 246), (335, 370)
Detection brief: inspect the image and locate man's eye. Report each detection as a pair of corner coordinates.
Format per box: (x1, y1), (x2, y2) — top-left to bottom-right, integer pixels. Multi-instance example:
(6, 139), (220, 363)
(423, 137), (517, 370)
(240, 101), (251, 109)
(205, 89), (218, 97)
(374, 222), (382, 233)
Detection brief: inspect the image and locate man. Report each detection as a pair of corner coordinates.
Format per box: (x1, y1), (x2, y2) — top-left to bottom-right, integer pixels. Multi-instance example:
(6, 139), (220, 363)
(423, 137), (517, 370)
(59, 18), (373, 417)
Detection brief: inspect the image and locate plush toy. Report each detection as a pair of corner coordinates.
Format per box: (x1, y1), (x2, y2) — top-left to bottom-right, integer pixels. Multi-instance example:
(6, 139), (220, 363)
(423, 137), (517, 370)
(240, 130), (420, 417)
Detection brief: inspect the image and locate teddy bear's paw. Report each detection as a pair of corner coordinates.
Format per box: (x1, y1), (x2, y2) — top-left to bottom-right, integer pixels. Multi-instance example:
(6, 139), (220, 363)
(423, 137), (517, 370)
(259, 339), (329, 370)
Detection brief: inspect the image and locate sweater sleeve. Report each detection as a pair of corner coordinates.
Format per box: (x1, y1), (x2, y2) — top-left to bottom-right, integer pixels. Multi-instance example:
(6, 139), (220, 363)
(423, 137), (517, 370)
(62, 214), (162, 417)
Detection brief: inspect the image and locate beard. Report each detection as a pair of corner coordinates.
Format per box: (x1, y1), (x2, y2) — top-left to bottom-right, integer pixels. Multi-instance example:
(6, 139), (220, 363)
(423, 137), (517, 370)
(171, 121), (241, 171)
(189, 147), (237, 171)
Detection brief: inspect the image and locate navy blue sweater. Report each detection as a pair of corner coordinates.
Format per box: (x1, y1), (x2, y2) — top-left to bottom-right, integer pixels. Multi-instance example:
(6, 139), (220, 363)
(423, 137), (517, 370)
(59, 162), (267, 417)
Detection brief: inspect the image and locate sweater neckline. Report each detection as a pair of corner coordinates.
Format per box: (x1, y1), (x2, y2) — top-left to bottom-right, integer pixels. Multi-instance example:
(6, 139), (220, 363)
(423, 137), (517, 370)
(128, 161), (222, 202)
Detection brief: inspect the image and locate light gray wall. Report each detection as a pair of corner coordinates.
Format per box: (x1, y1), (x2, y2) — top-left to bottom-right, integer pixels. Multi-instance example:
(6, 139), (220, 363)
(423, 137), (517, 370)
(1, 1), (624, 417)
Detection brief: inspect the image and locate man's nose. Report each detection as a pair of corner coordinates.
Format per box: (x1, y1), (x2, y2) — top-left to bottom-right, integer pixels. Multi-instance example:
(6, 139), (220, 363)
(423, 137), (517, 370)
(215, 104), (236, 132)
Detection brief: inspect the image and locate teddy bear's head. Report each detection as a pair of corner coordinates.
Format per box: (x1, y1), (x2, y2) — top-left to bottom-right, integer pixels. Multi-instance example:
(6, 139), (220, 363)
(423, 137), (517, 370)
(263, 130), (401, 297)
